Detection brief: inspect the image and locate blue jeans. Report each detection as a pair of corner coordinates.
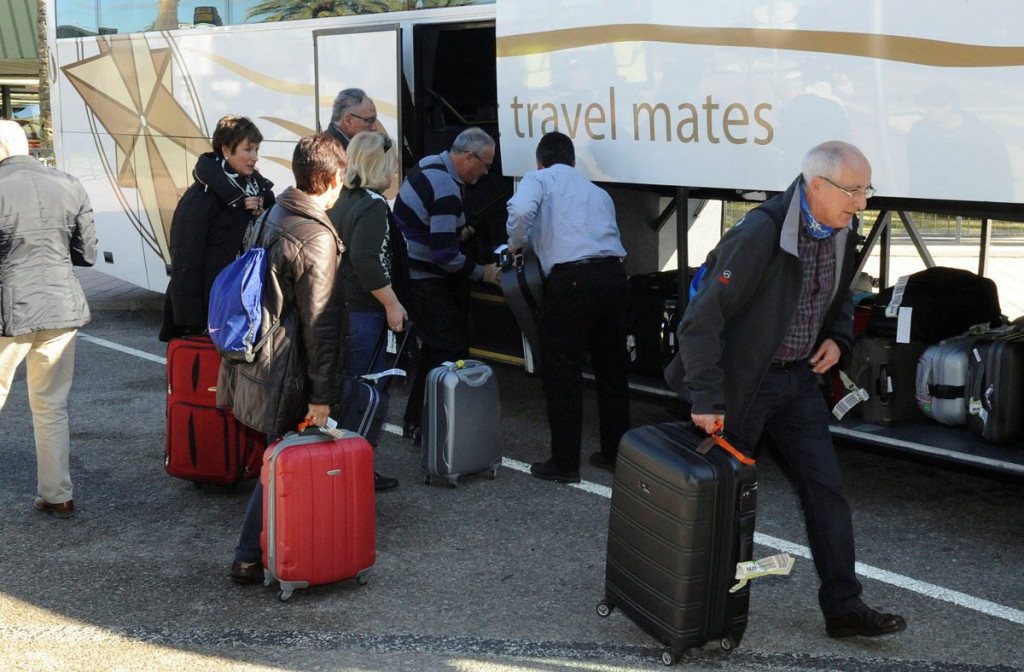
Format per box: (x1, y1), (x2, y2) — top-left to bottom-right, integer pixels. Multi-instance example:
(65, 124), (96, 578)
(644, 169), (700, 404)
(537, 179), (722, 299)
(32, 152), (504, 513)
(725, 361), (863, 618)
(348, 310), (387, 377)
(234, 433), (278, 564)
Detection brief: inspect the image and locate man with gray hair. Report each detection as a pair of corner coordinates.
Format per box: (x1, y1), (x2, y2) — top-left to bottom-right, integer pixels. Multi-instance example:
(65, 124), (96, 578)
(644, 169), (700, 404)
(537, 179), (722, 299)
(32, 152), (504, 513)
(666, 140), (906, 639)
(393, 127), (501, 442)
(326, 87), (379, 149)
(0, 120), (97, 518)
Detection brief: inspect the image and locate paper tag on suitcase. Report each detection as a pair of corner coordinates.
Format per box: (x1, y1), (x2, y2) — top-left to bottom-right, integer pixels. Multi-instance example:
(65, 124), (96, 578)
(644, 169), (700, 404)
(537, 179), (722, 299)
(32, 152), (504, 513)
(730, 552), (795, 592)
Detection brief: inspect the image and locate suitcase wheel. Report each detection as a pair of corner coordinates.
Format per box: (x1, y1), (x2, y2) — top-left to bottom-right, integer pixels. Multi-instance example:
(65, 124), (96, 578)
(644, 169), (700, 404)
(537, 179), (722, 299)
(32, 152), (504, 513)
(278, 589), (292, 602)
(660, 649), (678, 666)
(356, 569), (371, 586)
(596, 599), (614, 617)
(720, 636), (736, 652)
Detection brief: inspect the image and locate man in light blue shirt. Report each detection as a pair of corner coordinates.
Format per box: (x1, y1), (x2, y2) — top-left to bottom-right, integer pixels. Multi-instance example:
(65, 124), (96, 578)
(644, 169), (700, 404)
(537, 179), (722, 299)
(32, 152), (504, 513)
(507, 132), (630, 483)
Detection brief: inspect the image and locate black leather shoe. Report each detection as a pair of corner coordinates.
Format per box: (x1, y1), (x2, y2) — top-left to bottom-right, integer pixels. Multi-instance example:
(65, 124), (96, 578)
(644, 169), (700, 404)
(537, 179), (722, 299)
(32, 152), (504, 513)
(374, 472), (399, 492)
(588, 452), (616, 472)
(825, 602), (907, 638)
(404, 421), (422, 447)
(34, 497), (74, 519)
(530, 459), (580, 484)
(230, 561), (264, 585)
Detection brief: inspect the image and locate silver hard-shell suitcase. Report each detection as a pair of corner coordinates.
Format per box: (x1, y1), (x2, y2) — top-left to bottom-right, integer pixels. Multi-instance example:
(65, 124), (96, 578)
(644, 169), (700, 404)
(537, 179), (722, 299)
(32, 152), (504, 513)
(421, 359), (502, 487)
(916, 330), (986, 425)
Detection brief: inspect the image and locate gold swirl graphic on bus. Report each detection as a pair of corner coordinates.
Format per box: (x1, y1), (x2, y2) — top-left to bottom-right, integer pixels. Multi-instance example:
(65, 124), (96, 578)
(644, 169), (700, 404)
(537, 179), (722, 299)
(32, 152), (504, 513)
(185, 49), (400, 118)
(496, 25), (1024, 67)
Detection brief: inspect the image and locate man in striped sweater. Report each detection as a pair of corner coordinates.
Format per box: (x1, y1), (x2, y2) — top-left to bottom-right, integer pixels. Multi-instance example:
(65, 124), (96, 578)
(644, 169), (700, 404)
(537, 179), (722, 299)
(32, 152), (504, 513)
(393, 127), (502, 443)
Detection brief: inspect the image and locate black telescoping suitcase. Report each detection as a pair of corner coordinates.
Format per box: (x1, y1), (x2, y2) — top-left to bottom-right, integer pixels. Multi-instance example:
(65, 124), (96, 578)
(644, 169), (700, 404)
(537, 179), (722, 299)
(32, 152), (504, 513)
(965, 329), (1024, 443)
(598, 422), (757, 666)
(333, 328), (411, 447)
(850, 336), (926, 426)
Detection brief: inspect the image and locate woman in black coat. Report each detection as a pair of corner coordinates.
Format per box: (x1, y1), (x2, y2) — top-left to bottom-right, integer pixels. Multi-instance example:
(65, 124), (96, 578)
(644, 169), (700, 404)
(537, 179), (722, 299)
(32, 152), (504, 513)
(159, 115), (275, 341)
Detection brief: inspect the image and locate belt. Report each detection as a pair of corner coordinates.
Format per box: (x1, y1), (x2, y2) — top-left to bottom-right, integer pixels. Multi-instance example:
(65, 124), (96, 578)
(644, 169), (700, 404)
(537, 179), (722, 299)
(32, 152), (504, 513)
(769, 358), (807, 371)
(553, 256), (622, 270)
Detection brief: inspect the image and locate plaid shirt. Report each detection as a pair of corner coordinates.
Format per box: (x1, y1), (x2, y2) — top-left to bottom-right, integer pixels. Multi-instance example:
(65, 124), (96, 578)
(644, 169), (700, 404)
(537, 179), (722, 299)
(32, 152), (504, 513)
(774, 223), (835, 362)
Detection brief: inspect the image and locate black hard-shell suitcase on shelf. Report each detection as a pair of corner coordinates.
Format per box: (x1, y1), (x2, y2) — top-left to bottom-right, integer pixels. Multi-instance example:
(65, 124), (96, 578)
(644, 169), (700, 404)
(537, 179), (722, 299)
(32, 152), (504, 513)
(599, 422), (757, 665)
(850, 337), (926, 426)
(965, 329), (1024, 443)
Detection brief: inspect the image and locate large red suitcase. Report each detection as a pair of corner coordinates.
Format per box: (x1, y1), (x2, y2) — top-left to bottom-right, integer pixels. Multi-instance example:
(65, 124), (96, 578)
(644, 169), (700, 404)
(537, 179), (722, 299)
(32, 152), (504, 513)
(261, 427), (375, 601)
(165, 336), (264, 485)
(599, 422), (757, 666)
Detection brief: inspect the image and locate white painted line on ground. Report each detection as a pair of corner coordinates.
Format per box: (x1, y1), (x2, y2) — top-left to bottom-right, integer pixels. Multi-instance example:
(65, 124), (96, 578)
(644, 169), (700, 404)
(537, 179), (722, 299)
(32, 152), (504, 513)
(85, 333), (1024, 628)
(79, 333), (167, 365)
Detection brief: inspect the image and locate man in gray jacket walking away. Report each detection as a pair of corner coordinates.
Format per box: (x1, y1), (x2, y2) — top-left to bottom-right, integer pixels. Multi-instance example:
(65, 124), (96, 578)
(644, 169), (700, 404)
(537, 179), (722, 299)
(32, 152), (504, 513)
(0, 120), (97, 518)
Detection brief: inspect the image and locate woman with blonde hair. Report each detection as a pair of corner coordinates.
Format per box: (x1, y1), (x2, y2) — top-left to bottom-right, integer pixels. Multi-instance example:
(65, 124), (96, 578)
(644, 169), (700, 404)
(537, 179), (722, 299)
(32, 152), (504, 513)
(328, 131), (409, 492)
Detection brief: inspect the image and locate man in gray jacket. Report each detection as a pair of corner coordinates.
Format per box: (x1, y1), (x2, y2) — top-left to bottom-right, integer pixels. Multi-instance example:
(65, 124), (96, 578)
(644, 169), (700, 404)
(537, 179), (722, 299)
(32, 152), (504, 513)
(667, 141), (905, 639)
(0, 120), (97, 518)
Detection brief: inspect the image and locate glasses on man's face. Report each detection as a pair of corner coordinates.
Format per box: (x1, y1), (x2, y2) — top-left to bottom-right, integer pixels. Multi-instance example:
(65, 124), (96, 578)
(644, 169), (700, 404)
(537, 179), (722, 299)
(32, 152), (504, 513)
(819, 175), (875, 200)
(348, 112), (378, 126)
(470, 152), (493, 170)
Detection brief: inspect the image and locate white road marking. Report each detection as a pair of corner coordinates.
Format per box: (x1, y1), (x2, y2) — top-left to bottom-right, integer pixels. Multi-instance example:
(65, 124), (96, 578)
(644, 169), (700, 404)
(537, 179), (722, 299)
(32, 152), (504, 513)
(84, 333), (1024, 628)
(79, 333), (168, 365)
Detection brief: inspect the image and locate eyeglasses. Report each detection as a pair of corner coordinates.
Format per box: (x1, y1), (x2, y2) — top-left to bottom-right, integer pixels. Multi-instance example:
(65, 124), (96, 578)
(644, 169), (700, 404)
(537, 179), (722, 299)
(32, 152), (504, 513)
(348, 112), (378, 125)
(470, 152), (493, 170)
(380, 134), (393, 153)
(819, 175), (875, 200)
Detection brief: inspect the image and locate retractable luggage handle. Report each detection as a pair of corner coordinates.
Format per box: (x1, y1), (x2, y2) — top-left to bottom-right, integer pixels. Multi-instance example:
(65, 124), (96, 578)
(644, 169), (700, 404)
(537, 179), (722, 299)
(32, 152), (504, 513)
(695, 420), (756, 465)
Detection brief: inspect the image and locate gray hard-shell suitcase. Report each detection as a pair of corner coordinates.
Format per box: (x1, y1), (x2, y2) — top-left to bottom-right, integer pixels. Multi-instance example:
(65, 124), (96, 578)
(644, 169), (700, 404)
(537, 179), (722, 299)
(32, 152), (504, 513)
(421, 359), (502, 487)
(965, 329), (1024, 443)
(599, 422), (757, 666)
(915, 329), (989, 425)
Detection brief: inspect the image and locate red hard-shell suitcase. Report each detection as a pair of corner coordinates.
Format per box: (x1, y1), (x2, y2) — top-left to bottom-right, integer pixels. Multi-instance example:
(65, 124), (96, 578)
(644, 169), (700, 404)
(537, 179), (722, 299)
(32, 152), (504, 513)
(165, 336), (265, 485)
(261, 427), (375, 601)
(599, 422), (757, 666)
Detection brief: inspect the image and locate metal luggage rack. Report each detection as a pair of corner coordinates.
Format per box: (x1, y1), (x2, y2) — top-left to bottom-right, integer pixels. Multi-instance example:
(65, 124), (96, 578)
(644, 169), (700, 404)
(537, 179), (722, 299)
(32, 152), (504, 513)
(830, 418), (1024, 478)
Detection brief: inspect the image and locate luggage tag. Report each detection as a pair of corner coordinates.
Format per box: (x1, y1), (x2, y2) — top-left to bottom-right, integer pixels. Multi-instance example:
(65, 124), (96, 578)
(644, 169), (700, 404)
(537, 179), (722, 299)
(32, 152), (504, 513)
(730, 552), (795, 593)
(831, 369), (869, 420)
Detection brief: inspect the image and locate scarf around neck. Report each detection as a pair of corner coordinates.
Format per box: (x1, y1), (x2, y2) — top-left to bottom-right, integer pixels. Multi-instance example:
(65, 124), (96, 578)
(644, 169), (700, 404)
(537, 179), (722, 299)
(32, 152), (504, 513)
(799, 181), (836, 239)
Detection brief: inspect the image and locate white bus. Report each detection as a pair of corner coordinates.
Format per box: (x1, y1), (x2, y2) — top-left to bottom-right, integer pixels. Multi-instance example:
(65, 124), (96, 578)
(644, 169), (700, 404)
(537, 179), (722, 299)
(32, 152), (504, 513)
(45, 0), (1024, 471)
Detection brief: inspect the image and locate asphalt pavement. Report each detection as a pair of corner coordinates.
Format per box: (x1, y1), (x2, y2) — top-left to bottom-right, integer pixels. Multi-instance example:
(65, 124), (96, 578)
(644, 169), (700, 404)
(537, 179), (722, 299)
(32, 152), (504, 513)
(0, 268), (1022, 672)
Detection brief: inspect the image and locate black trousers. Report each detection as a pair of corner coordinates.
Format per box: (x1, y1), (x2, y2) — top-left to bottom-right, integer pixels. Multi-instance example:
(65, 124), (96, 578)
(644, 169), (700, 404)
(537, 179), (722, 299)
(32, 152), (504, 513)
(727, 362), (862, 617)
(538, 260), (631, 471)
(403, 276), (470, 426)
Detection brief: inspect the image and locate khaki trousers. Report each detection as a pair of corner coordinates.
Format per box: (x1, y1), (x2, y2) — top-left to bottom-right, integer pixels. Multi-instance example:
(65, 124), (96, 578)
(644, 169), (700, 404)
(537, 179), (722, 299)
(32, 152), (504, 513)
(0, 328), (78, 503)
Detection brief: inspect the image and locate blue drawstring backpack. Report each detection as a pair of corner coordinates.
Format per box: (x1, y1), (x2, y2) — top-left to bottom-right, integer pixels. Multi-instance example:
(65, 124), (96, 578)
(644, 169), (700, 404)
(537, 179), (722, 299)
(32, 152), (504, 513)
(207, 211), (281, 362)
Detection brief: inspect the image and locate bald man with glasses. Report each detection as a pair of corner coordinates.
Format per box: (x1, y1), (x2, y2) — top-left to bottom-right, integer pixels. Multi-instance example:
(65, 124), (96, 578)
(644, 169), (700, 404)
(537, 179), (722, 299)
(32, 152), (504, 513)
(666, 140), (907, 640)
